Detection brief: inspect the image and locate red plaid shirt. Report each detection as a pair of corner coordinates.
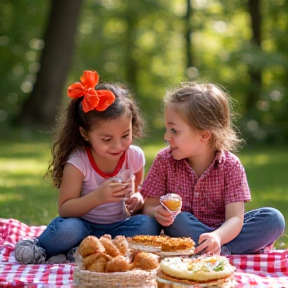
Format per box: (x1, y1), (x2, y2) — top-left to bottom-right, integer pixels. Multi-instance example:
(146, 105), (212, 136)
(141, 148), (251, 228)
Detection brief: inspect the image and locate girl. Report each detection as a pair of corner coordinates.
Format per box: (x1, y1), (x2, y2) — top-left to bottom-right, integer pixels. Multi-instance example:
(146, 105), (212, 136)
(15, 70), (159, 264)
(141, 81), (285, 255)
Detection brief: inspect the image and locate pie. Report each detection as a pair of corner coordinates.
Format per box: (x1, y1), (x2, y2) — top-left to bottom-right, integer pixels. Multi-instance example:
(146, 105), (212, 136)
(158, 255), (236, 287)
(127, 235), (195, 255)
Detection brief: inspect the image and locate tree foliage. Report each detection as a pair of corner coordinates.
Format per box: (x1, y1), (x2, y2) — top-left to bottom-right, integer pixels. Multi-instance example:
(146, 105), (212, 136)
(0, 0), (287, 144)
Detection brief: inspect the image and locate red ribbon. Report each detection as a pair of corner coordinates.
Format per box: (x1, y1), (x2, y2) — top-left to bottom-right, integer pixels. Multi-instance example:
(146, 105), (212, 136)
(67, 70), (115, 112)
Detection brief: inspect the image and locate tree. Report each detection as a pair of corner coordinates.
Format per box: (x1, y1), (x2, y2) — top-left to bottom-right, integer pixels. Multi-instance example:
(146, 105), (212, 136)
(1, 0), (287, 144)
(184, 0), (194, 69)
(246, 0), (262, 112)
(18, 0), (83, 128)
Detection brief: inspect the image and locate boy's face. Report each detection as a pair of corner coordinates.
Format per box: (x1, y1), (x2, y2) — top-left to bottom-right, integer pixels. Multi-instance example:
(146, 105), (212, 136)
(164, 105), (208, 161)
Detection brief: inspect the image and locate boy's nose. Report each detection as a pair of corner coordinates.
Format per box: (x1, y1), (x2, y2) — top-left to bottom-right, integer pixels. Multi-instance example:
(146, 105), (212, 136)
(164, 131), (169, 142)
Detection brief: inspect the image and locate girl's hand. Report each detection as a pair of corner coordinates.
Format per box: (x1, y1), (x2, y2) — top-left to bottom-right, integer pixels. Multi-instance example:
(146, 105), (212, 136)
(154, 205), (175, 226)
(97, 179), (131, 204)
(194, 232), (221, 255)
(125, 192), (144, 214)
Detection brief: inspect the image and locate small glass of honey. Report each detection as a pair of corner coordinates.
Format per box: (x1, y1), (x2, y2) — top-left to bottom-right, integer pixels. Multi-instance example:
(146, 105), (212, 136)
(160, 193), (182, 216)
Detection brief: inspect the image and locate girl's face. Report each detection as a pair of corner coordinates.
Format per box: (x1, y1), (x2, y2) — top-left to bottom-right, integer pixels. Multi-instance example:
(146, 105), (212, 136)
(164, 105), (209, 161)
(80, 113), (133, 161)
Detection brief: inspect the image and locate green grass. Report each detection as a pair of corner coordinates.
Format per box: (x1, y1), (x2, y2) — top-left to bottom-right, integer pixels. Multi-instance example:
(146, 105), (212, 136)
(0, 130), (287, 248)
(238, 146), (288, 249)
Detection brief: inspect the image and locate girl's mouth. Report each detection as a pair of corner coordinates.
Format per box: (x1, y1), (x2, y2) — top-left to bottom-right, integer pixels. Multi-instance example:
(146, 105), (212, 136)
(110, 151), (123, 157)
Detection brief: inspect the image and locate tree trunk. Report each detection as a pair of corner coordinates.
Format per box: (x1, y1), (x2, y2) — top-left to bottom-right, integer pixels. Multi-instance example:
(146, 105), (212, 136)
(19, 0), (83, 128)
(246, 0), (262, 111)
(185, 0), (193, 68)
(125, 1), (138, 94)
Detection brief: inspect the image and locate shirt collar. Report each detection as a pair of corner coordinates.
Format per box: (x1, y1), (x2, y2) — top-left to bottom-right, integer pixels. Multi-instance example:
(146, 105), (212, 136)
(215, 150), (226, 163)
(167, 147), (227, 167)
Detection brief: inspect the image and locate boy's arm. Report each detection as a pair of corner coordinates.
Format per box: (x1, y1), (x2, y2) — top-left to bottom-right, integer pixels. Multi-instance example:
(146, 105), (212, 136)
(142, 197), (160, 217)
(219, 201), (244, 243)
(195, 201), (244, 255)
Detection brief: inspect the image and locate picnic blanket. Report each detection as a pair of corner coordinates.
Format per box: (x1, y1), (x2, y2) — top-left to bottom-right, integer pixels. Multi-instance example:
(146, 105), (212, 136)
(1, 218), (288, 288)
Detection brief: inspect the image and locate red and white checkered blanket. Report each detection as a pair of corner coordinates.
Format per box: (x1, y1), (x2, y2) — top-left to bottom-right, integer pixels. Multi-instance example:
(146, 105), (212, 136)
(1, 218), (288, 287)
(0, 218), (74, 287)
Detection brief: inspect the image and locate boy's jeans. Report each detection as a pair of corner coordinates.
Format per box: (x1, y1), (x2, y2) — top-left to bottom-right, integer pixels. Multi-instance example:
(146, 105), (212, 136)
(164, 207), (285, 254)
(38, 214), (160, 257)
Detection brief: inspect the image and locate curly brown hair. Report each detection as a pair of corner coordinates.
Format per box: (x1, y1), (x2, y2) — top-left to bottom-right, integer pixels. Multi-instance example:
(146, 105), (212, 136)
(164, 82), (244, 152)
(45, 83), (144, 188)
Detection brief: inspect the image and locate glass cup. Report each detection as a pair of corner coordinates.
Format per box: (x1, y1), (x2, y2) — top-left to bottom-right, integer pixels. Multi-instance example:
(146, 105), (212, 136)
(111, 169), (135, 218)
(160, 193), (182, 217)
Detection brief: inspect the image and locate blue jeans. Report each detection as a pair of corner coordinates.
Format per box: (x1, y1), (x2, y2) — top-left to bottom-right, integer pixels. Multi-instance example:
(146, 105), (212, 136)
(38, 214), (161, 257)
(163, 207), (285, 254)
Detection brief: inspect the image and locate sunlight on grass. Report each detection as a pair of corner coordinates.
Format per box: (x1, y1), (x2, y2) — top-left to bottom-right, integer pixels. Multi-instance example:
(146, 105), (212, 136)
(0, 159), (47, 172)
(1, 178), (43, 187)
(240, 154), (270, 165)
(143, 143), (166, 158)
(0, 193), (23, 202)
(142, 143), (166, 171)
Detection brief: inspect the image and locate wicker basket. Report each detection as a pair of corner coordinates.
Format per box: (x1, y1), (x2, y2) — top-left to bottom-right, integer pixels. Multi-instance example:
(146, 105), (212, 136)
(74, 266), (158, 288)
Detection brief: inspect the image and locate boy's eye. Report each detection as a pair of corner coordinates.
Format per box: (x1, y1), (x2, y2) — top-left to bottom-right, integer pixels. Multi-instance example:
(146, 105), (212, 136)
(122, 134), (130, 138)
(171, 128), (177, 133)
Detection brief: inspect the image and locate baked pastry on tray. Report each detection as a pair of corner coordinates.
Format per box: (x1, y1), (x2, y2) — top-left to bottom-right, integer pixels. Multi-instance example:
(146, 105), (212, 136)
(74, 235), (159, 288)
(127, 235), (195, 256)
(77, 235), (159, 272)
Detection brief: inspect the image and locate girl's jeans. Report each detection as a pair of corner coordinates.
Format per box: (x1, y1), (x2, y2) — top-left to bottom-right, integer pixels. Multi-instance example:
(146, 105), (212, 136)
(163, 207), (285, 254)
(38, 214), (160, 257)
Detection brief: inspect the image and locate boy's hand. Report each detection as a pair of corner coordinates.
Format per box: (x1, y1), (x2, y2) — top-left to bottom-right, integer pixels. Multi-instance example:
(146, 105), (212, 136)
(194, 232), (221, 255)
(154, 205), (175, 226)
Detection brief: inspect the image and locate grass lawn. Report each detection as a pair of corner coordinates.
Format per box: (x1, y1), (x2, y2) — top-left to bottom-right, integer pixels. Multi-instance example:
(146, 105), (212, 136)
(0, 129), (287, 248)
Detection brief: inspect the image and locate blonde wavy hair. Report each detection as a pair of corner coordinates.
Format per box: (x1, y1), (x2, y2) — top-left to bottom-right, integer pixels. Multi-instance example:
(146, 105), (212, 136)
(164, 82), (244, 152)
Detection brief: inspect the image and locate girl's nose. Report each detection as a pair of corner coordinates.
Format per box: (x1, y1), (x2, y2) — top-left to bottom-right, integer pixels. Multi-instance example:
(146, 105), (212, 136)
(113, 140), (122, 150)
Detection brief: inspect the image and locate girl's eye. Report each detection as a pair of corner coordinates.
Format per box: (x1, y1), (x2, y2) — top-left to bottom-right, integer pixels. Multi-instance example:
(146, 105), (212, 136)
(102, 138), (111, 142)
(171, 128), (177, 134)
(122, 134), (130, 139)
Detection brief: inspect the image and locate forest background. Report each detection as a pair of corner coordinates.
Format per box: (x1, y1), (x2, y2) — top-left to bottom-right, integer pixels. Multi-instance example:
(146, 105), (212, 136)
(0, 0), (288, 246)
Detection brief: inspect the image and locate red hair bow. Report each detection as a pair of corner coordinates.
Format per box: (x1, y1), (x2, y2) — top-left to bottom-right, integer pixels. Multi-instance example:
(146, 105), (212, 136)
(67, 70), (115, 112)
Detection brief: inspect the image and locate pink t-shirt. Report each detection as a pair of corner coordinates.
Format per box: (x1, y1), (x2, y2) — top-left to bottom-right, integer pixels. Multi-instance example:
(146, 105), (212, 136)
(67, 145), (145, 224)
(141, 147), (251, 228)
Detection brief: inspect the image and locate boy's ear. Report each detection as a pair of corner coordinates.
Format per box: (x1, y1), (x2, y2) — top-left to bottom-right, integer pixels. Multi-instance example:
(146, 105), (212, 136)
(79, 127), (89, 141)
(200, 130), (211, 142)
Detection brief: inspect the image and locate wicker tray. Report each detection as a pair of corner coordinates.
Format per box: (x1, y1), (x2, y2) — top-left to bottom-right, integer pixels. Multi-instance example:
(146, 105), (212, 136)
(74, 266), (158, 288)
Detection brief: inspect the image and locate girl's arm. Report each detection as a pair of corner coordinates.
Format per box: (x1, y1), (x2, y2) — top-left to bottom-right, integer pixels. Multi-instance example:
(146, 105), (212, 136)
(195, 201), (244, 255)
(125, 166), (145, 213)
(58, 163), (128, 217)
(134, 166), (144, 192)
